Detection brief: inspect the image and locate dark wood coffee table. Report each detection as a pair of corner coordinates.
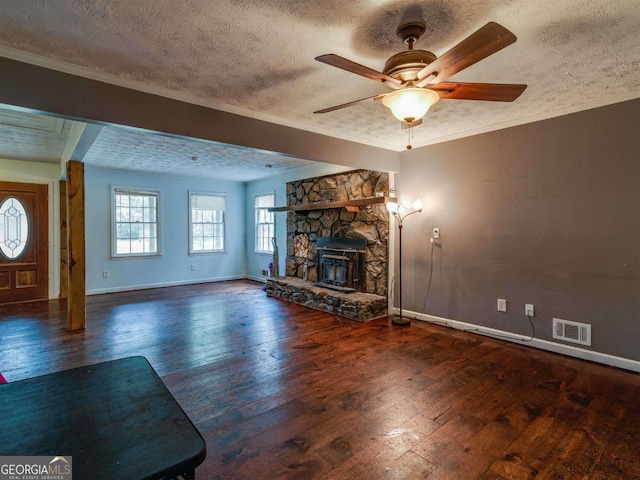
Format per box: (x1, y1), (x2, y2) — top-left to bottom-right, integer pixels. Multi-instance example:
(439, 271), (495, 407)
(0, 356), (206, 479)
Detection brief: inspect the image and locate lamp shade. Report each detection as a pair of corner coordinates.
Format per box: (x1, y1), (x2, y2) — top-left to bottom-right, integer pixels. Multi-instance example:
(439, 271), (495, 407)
(382, 88), (440, 122)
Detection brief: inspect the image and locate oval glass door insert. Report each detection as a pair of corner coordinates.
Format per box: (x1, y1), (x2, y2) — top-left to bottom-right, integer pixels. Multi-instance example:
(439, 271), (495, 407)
(0, 197), (29, 259)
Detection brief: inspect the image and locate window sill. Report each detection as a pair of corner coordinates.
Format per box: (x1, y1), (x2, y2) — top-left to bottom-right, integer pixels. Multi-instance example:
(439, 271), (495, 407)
(188, 250), (228, 256)
(110, 253), (163, 260)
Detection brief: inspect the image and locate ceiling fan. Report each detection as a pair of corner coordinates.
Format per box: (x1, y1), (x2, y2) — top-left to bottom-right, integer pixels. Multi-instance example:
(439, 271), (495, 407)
(314, 21), (527, 128)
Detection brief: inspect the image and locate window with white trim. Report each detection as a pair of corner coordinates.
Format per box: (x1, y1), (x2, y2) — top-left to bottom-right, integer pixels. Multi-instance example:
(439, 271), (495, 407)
(112, 188), (160, 257)
(255, 193), (275, 253)
(189, 193), (226, 254)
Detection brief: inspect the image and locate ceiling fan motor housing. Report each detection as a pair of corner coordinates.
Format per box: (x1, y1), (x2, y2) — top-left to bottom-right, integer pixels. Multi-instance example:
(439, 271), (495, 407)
(396, 22), (426, 45)
(383, 50), (437, 83)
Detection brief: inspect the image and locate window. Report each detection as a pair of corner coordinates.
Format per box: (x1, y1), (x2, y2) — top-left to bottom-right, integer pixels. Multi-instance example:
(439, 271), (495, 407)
(255, 193), (275, 253)
(0, 197), (29, 259)
(189, 193), (225, 254)
(112, 188), (160, 257)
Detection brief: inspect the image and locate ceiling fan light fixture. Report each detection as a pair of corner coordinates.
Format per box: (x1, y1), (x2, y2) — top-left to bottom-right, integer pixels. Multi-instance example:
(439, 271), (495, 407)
(382, 88), (439, 123)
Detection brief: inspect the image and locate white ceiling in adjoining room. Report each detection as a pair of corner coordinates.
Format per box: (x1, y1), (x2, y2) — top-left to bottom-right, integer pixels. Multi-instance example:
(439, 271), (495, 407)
(0, 108), (71, 163)
(82, 126), (318, 182)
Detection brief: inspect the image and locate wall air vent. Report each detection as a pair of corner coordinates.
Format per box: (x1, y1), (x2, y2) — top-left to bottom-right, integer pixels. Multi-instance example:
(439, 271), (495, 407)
(553, 318), (592, 346)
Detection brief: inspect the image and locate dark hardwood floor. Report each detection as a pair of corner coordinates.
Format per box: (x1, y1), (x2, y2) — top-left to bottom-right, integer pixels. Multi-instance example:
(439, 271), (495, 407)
(0, 280), (639, 479)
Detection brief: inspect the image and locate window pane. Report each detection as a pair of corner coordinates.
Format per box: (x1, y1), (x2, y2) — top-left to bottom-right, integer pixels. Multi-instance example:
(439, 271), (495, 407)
(117, 223), (130, 239)
(131, 208), (143, 223)
(255, 193), (275, 253)
(113, 191), (159, 256)
(131, 239), (143, 253)
(189, 194), (225, 252)
(117, 239), (130, 254)
(255, 194), (275, 208)
(119, 206), (130, 222)
(146, 237), (156, 252)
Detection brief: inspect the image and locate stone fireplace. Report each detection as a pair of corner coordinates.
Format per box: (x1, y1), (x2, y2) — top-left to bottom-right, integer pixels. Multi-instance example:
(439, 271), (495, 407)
(285, 169), (389, 297)
(264, 169), (389, 322)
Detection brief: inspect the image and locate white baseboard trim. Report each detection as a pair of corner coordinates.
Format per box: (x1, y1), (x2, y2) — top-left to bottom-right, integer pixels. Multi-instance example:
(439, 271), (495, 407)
(246, 275), (268, 284)
(393, 307), (640, 373)
(87, 275), (247, 295)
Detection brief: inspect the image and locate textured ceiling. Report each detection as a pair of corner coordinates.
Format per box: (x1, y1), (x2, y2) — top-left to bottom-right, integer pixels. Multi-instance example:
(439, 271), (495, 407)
(0, 0), (638, 151)
(83, 126), (317, 182)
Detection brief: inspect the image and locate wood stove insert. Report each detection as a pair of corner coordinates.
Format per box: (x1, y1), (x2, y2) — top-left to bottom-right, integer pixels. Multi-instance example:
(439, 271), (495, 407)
(314, 237), (366, 293)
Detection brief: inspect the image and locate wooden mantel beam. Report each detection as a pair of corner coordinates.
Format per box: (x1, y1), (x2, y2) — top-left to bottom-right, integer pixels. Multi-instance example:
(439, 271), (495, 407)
(269, 196), (397, 213)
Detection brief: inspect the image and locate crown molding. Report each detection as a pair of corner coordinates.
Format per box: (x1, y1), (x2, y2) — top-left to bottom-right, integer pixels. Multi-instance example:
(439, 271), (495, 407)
(1, 46), (638, 153)
(408, 91), (640, 150)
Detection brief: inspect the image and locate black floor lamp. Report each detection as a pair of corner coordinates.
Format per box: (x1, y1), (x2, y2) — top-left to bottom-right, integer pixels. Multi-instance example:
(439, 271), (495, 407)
(387, 198), (423, 326)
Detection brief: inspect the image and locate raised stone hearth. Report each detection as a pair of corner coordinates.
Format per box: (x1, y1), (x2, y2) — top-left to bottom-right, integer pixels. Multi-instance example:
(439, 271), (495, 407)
(265, 277), (387, 322)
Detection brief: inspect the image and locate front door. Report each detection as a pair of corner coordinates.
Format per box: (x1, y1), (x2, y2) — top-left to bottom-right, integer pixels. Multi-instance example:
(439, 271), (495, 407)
(0, 181), (48, 303)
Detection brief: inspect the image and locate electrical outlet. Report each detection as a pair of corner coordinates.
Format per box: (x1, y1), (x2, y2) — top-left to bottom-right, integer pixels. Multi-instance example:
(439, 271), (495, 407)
(525, 304), (535, 316)
(497, 299), (507, 312)
(433, 227), (440, 239)
(102, 270), (109, 278)
(190, 264), (196, 271)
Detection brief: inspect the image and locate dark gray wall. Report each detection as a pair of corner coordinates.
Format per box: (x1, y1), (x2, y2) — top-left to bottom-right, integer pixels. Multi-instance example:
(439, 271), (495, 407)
(396, 99), (640, 360)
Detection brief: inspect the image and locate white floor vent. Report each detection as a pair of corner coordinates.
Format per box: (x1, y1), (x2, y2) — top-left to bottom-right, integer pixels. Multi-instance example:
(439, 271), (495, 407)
(553, 318), (592, 346)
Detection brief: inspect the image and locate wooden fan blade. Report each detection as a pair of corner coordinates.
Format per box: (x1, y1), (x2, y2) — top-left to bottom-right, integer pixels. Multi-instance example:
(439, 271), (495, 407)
(431, 82), (527, 101)
(316, 54), (402, 85)
(314, 94), (387, 114)
(416, 22), (517, 87)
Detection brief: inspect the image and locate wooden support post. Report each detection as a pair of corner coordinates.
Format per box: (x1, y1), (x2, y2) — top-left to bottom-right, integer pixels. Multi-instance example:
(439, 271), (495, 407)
(66, 161), (86, 330)
(59, 180), (68, 299)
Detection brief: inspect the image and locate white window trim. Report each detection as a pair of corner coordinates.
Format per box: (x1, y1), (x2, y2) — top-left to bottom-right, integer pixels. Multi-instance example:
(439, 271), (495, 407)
(255, 191), (275, 254)
(188, 191), (227, 255)
(111, 186), (162, 259)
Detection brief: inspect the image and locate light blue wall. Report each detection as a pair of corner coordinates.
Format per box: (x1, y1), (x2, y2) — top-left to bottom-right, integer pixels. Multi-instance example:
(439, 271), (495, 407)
(85, 166), (246, 293)
(245, 176), (287, 281)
